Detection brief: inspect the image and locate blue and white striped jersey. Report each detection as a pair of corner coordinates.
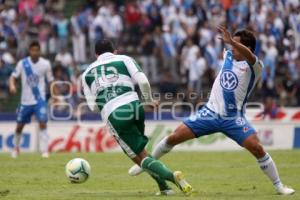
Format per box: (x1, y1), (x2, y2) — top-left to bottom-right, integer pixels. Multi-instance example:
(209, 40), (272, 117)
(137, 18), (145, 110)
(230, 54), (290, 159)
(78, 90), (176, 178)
(206, 50), (264, 117)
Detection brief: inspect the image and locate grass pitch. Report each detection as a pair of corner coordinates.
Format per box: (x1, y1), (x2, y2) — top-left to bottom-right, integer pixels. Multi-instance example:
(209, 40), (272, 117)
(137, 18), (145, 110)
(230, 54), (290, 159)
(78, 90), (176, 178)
(0, 150), (299, 200)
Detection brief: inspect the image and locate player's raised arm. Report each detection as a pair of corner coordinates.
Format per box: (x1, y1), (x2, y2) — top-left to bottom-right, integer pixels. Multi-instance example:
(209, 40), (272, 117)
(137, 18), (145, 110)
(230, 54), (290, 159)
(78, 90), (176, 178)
(217, 25), (256, 65)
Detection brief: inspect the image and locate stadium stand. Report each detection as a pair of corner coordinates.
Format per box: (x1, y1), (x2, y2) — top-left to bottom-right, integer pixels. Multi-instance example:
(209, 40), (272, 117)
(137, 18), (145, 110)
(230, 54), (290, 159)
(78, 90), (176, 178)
(0, 0), (299, 113)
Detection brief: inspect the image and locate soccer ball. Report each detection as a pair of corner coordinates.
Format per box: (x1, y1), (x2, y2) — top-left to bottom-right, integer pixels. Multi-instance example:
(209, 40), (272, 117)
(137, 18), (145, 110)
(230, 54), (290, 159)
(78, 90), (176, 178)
(65, 158), (91, 183)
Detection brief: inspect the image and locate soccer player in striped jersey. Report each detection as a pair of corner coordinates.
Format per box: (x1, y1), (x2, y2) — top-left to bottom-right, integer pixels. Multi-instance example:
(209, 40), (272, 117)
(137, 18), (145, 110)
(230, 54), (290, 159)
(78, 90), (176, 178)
(128, 26), (295, 195)
(9, 41), (54, 158)
(81, 39), (193, 196)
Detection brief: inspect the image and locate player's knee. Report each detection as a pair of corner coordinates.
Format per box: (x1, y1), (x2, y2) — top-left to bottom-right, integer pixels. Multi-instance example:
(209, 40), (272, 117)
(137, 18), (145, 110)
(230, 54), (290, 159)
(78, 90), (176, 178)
(167, 131), (183, 146)
(165, 135), (177, 146)
(16, 128), (22, 134)
(16, 124), (24, 133)
(250, 143), (265, 158)
(167, 124), (195, 146)
(39, 123), (47, 129)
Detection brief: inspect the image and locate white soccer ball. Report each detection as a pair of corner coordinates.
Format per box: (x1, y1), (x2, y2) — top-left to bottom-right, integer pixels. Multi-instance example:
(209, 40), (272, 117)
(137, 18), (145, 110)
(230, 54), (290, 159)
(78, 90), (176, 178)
(65, 158), (91, 183)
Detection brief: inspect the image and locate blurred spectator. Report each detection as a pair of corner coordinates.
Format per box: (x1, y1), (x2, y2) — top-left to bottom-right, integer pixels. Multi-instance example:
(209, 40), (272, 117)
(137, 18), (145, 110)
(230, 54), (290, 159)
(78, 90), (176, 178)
(160, 0), (176, 26)
(180, 38), (199, 81)
(31, 2), (44, 25)
(71, 9), (86, 63)
(48, 27), (57, 57)
(255, 97), (284, 120)
(188, 49), (206, 95)
(277, 72), (298, 106)
(55, 12), (69, 51)
(182, 7), (198, 37)
(139, 32), (158, 83)
(0, 52), (14, 98)
(14, 15), (30, 58)
(283, 44), (299, 80)
(55, 47), (74, 69)
(50, 64), (71, 111)
(0, 0), (300, 111)
(106, 7), (123, 45)
(198, 21), (213, 48)
(159, 70), (178, 95)
(258, 66), (276, 99)
(169, 7), (187, 45)
(262, 37), (278, 79)
(45, 0), (65, 12)
(0, 16), (16, 45)
(0, 4), (17, 23)
(161, 25), (178, 80)
(125, 0), (142, 46)
(204, 39), (219, 73)
(87, 9), (98, 59)
(38, 21), (51, 55)
(18, 0), (37, 16)
(145, 0), (162, 32)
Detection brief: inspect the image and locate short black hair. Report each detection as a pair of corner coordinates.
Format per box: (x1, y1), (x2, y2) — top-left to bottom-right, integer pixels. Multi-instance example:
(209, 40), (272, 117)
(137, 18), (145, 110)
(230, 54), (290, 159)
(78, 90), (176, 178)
(29, 40), (40, 49)
(233, 29), (256, 53)
(95, 39), (115, 55)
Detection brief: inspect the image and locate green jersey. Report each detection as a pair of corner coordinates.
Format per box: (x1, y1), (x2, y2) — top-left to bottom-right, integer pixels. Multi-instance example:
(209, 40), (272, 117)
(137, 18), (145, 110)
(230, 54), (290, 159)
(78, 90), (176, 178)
(82, 52), (143, 121)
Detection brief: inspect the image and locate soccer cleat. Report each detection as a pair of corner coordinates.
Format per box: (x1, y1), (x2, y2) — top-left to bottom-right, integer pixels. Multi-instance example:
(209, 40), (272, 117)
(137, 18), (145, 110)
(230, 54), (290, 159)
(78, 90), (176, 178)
(11, 147), (20, 158)
(276, 185), (295, 195)
(41, 152), (49, 158)
(128, 164), (144, 176)
(173, 171), (193, 196)
(155, 189), (176, 196)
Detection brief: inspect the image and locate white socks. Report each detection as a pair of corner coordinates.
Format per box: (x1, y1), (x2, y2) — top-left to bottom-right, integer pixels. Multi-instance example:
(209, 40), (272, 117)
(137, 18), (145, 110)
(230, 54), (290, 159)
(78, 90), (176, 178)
(39, 129), (49, 154)
(152, 136), (174, 159)
(257, 153), (283, 189)
(13, 132), (22, 148)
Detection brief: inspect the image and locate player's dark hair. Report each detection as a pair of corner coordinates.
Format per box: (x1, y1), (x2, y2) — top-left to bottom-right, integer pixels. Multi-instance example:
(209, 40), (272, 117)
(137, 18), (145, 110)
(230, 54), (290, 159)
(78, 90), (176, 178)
(29, 40), (40, 49)
(95, 39), (115, 55)
(233, 29), (256, 53)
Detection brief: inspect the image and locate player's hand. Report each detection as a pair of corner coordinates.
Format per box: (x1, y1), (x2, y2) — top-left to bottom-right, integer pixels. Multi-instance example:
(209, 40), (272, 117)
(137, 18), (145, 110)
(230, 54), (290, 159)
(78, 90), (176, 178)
(9, 85), (17, 95)
(152, 100), (160, 108)
(150, 100), (160, 112)
(217, 25), (233, 45)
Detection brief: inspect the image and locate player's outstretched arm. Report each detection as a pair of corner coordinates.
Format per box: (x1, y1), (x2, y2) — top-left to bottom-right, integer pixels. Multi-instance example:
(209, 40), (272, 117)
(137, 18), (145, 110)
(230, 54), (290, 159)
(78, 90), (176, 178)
(217, 25), (256, 65)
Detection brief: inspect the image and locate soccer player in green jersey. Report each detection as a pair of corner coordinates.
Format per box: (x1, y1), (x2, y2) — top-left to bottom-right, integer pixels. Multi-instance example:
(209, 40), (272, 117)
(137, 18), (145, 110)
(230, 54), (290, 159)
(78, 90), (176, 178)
(81, 39), (193, 196)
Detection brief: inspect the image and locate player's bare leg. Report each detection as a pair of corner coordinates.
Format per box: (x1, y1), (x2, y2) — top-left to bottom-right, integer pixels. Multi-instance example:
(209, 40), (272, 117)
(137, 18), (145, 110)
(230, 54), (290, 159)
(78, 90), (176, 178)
(243, 134), (295, 195)
(39, 122), (49, 158)
(11, 123), (25, 158)
(131, 149), (193, 196)
(129, 123), (195, 176)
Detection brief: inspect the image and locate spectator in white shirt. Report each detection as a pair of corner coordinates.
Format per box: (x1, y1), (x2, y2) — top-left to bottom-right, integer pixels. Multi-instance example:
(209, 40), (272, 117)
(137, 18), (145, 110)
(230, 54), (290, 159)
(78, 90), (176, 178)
(71, 10), (86, 63)
(55, 47), (74, 68)
(55, 12), (69, 51)
(105, 8), (123, 45)
(188, 49), (206, 95)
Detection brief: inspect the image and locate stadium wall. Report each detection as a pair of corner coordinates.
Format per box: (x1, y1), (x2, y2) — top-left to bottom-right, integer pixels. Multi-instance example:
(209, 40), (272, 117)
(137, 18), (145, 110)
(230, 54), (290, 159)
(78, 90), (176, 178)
(0, 120), (300, 153)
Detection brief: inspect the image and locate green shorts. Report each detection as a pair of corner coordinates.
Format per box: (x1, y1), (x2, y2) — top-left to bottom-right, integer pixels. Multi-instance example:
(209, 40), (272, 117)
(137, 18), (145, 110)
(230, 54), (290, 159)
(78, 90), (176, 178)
(107, 100), (148, 158)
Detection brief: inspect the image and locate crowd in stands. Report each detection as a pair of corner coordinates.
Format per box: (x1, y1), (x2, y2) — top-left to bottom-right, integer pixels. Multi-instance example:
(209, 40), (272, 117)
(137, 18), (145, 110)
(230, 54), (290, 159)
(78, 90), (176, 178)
(0, 0), (300, 113)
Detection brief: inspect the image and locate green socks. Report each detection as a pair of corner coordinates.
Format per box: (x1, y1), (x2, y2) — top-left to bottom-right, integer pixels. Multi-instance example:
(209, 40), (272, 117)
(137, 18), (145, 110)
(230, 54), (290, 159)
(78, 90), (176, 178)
(141, 156), (175, 183)
(150, 174), (171, 191)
